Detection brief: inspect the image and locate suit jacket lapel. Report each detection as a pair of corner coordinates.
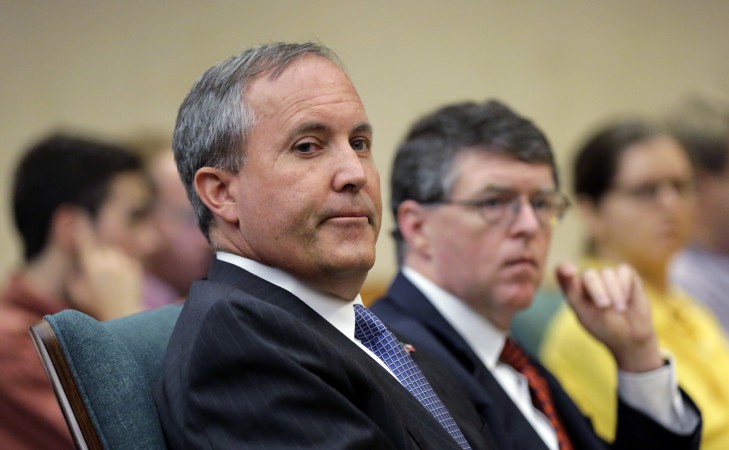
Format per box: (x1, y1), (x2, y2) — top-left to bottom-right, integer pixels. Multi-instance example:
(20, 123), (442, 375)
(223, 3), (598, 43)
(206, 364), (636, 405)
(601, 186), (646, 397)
(386, 272), (551, 450)
(206, 260), (471, 450)
(537, 359), (605, 449)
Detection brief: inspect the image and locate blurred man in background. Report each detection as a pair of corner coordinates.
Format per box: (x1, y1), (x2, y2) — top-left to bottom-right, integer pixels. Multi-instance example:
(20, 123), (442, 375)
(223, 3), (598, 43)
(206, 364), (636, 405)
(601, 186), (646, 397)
(133, 136), (212, 307)
(0, 133), (159, 449)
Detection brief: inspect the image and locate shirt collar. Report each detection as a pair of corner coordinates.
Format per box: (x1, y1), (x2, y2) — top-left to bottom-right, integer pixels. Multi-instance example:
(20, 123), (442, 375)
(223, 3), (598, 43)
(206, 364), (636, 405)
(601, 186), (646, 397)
(216, 252), (363, 339)
(402, 266), (506, 369)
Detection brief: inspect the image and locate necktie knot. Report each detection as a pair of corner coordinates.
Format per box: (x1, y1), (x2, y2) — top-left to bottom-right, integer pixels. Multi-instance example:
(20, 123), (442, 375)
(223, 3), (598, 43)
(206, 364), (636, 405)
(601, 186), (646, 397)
(499, 337), (529, 370)
(499, 338), (574, 450)
(353, 304), (388, 340)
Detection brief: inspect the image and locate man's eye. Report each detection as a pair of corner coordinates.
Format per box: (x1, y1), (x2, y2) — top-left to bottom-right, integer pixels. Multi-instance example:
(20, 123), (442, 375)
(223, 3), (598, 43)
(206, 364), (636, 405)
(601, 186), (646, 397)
(633, 185), (658, 198)
(479, 197), (507, 209)
(129, 208), (152, 224)
(351, 138), (370, 152)
(293, 141), (320, 153)
(530, 197), (550, 210)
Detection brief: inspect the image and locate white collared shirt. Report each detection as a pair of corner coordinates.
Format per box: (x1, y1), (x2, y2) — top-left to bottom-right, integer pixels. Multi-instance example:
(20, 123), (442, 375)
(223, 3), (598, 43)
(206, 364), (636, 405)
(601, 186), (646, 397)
(402, 266), (697, 450)
(216, 252), (398, 379)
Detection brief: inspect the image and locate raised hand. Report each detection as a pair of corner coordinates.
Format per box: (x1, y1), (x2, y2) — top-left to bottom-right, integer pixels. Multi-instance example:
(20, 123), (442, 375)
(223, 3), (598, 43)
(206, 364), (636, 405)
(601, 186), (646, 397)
(555, 262), (663, 373)
(66, 213), (144, 321)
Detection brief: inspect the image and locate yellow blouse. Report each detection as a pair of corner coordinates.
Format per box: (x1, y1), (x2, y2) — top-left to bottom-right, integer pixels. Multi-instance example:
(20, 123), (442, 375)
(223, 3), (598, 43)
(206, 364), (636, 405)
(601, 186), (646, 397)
(540, 260), (729, 449)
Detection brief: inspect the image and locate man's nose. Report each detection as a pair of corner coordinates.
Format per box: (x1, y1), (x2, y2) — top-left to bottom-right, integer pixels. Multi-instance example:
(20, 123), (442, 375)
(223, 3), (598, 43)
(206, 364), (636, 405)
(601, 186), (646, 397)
(332, 143), (368, 192)
(508, 197), (541, 235)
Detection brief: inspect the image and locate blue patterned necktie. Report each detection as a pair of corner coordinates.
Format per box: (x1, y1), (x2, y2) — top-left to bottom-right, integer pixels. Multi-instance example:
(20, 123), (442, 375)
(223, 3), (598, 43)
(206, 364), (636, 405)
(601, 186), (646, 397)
(353, 304), (472, 450)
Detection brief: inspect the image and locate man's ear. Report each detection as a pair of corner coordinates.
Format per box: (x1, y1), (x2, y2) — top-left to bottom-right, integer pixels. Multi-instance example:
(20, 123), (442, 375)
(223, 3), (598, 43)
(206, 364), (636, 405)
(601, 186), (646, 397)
(397, 200), (432, 258)
(194, 167), (239, 225)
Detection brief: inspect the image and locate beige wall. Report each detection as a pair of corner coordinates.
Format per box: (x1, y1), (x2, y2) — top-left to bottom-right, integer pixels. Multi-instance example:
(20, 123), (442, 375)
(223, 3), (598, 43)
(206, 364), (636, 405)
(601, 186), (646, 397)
(2, 1), (728, 296)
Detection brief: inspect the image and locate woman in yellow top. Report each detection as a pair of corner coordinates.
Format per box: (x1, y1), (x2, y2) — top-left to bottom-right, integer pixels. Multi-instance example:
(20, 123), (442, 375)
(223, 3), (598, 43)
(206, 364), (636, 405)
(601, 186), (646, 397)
(541, 118), (729, 449)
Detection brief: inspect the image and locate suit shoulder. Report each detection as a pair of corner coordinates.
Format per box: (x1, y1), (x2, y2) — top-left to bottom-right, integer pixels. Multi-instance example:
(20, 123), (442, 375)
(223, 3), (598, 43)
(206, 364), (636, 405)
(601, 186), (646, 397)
(372, 296), (434, 340)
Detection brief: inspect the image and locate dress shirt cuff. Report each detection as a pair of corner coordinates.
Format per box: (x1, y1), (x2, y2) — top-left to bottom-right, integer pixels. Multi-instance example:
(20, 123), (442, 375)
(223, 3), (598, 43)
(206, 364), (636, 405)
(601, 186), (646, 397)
(617, 355), (699, 435)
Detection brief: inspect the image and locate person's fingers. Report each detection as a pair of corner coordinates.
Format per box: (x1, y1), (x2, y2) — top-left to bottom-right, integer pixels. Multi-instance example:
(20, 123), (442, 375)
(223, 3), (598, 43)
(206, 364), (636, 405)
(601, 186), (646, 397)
(556, 261), (580, 301)
(617, 264), (634, 298)
(618, 264), (643, 298)
(581, 269), (611, 309)
(600, 268), (627, 312)
(619, 263), (647, 311)
(66, 273), (90, 311)
(73, 212), (100, 265)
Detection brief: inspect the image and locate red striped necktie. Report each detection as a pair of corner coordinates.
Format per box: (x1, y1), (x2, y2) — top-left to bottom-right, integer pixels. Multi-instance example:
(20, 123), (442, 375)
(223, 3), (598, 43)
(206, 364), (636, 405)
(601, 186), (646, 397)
(499, 338), (574, 450)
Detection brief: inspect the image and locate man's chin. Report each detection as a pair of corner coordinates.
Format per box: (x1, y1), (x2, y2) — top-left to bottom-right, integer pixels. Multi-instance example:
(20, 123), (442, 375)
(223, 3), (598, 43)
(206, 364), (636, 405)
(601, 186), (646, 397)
(322, 248), (375, 274)
(335, 255), (376, 275)
(499, 284), (537, 312)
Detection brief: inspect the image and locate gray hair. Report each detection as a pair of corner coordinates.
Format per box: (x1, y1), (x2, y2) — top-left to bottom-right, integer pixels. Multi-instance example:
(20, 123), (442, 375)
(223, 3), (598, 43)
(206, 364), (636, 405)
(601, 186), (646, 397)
(390, 99), (557, 265)
(173, 42), (342, 240)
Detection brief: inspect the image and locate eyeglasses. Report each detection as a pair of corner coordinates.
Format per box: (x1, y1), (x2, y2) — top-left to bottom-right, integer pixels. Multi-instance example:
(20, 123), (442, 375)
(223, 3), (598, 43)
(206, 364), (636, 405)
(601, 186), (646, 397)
(610, 178), (695, 203)
(424, 189), (570, 228)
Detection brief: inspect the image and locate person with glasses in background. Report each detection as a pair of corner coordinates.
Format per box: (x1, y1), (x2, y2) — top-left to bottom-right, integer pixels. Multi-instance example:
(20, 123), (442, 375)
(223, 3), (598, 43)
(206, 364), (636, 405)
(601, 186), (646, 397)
(541, 118), (729, 449)
(371, 100), (701, 450)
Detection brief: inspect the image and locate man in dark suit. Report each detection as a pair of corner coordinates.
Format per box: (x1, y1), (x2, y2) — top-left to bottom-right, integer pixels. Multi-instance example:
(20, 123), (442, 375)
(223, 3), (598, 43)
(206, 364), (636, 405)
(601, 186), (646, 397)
(154, 42), (494, 449)
(371, 99), (702, 450)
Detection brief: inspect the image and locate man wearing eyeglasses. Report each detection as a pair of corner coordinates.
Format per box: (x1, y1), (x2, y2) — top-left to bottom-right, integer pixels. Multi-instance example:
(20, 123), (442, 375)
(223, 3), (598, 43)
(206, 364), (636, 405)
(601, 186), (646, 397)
(371, 100), (701, 450)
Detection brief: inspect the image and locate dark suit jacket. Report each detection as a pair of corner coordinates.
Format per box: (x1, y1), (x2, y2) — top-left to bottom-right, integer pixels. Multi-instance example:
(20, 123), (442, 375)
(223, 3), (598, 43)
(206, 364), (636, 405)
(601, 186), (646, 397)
(154, 260), (495, 449)
(371, 271), (702, 450)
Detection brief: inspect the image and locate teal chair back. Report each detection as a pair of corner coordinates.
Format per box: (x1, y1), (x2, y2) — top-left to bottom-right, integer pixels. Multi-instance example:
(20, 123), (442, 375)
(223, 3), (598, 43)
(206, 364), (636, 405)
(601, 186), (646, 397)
(30, 305), (181, 450)
(510, 288), (565, 356)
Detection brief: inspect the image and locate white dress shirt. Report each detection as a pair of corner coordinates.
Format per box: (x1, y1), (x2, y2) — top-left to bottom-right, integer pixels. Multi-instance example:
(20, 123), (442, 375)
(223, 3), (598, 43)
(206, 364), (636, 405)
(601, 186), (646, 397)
(216, 252), (399, 379)
(402, 266), (697, 450)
